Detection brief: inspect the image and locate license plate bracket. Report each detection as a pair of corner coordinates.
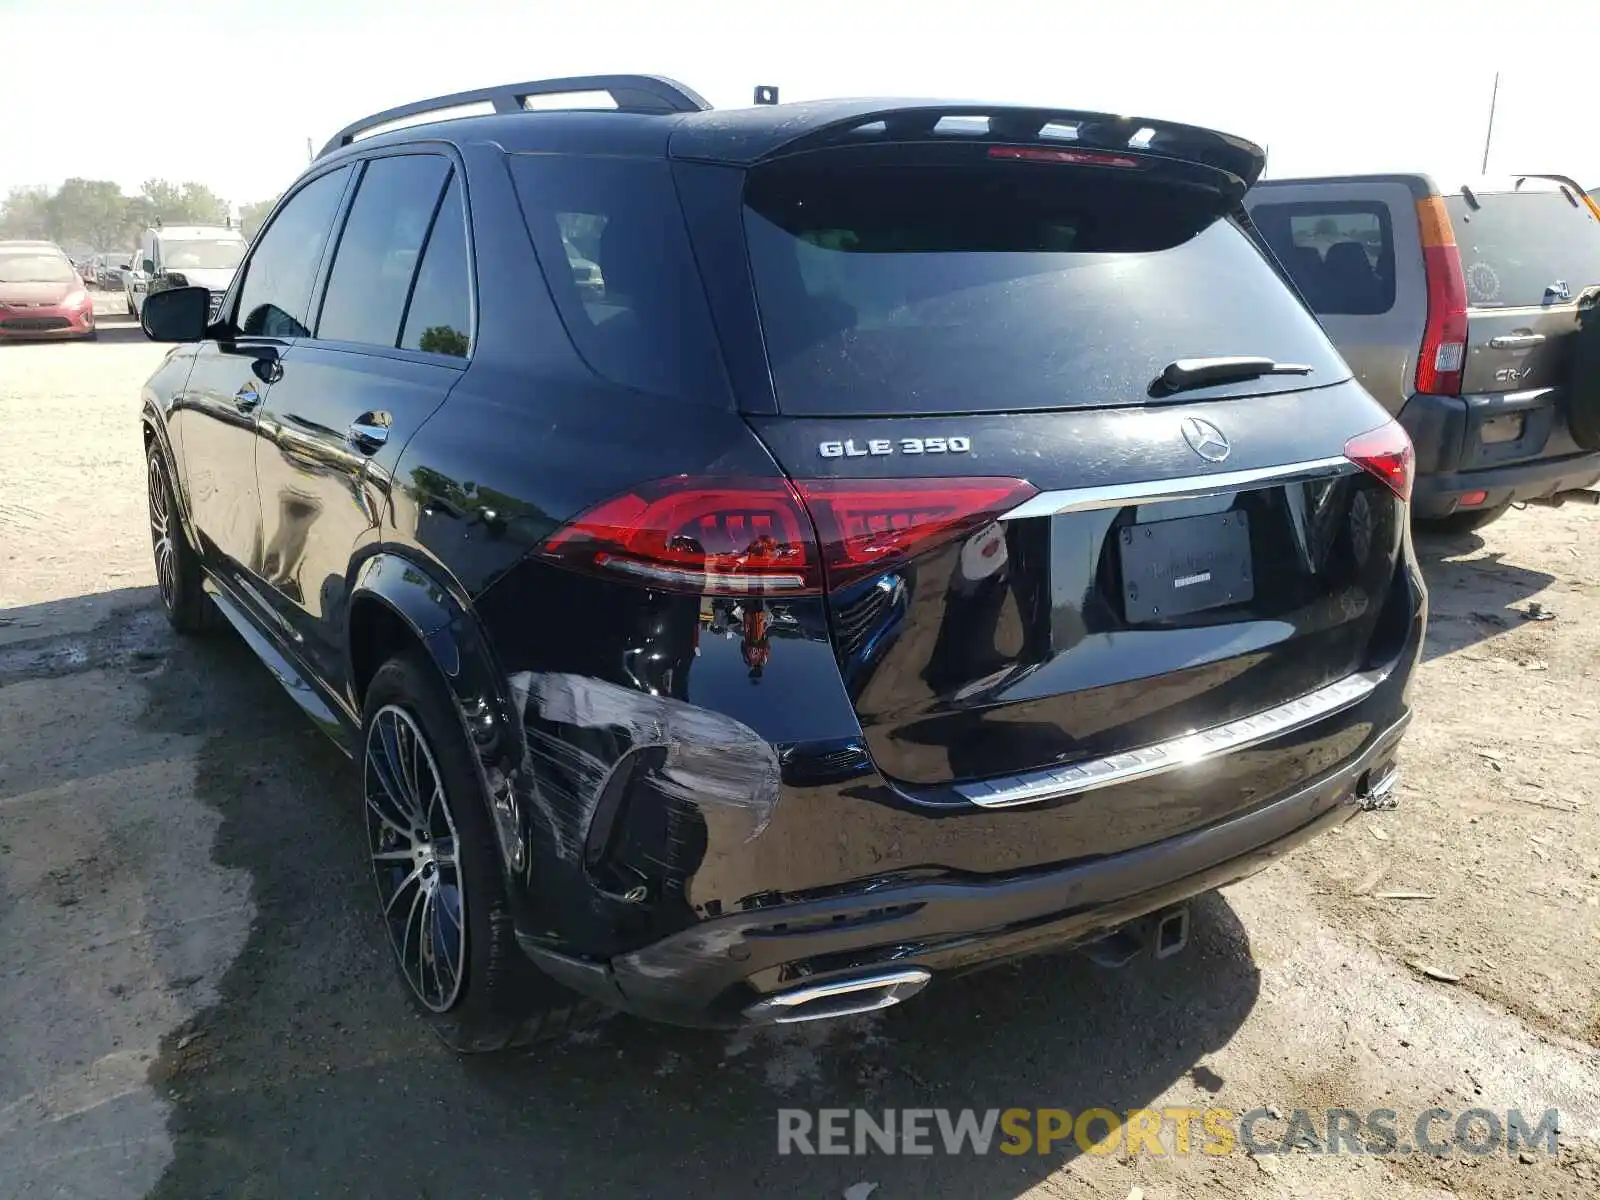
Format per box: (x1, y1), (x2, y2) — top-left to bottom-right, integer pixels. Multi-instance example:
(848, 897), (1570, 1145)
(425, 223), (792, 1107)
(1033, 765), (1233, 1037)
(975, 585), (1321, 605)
(1119, 511), (1253, 622)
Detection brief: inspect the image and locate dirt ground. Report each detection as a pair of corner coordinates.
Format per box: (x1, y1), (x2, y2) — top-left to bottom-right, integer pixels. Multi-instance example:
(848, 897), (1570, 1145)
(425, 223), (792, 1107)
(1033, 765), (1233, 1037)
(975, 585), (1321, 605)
(3, 294), (1600, 1199)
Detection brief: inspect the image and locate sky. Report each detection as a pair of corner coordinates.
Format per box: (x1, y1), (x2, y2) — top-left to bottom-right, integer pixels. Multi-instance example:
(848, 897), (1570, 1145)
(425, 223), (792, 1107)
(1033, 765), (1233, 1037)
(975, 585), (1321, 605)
(2, 0), (1594, 208)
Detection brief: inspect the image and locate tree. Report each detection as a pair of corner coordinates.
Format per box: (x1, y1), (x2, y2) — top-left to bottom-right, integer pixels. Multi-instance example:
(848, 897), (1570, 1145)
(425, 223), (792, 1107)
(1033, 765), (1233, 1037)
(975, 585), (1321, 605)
(139, 178), (229, 226)
(417, 326), (469, 358)
(0, 186), (54, 239)
(238, 196), (279, 241)
(49, 178), (131, 251)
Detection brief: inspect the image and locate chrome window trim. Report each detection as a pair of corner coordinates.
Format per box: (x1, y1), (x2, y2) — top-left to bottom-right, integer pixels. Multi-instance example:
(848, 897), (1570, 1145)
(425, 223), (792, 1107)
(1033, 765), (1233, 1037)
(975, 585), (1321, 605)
(1000, 456), (1356, 521)
(955, 669), (1386, 809)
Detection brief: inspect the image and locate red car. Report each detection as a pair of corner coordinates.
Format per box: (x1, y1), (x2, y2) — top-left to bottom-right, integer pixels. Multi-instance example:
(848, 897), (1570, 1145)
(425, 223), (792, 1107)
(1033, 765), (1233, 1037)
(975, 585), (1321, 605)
(0, 242), (96, 341)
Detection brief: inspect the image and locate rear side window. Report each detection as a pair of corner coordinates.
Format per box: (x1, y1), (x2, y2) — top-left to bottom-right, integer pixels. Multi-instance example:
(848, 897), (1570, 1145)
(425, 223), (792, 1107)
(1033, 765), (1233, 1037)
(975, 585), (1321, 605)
(1445, 190), (1600, 308)
(235, 167), (349, 338)
(1249, 201), (1396, 316)
(508, 154), (726, 403)
(743, 162), (1347, 416)
(401, 176), (471, 357)
(318, 154), (451, 347)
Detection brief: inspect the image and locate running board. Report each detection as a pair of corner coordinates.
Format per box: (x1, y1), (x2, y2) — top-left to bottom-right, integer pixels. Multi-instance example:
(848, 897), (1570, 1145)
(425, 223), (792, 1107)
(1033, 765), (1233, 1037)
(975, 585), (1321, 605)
(202, 580), (350, 746)
(956, 669), (1385, 808)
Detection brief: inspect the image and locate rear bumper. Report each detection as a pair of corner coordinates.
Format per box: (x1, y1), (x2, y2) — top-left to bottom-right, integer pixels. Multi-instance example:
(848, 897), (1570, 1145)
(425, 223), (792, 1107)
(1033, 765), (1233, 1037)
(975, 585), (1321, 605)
(1411, 450), (1600, 519)
(521, 696), (1415, 1028)
(501, 528), (1426, 1028)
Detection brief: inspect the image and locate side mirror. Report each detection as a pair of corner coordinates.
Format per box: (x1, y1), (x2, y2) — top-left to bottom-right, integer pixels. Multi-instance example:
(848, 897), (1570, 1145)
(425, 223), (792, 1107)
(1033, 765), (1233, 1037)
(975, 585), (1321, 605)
(119, 263), (131, 272)
(141, 258), (156, 275)
(142, 286), (211, 342)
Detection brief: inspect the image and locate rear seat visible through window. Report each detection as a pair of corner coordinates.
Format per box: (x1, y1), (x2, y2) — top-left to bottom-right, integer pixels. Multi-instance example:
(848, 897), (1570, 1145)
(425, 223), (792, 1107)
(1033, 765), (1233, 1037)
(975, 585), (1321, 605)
(1251, 201), (1396, 316)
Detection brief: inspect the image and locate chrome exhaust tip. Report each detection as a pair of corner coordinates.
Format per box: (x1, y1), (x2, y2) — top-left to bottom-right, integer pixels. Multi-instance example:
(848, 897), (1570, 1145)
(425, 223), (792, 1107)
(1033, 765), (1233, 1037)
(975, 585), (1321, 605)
(742, 967), (932, 1025)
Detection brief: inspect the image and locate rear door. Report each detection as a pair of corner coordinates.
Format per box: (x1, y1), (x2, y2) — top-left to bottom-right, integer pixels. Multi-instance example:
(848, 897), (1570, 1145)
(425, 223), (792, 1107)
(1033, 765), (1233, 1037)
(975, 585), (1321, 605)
(1445, 182), (1600, 468)
(252, 151), (471, 691)
(1245, 179), (1425, 414)
(714, 145), (1411, 793)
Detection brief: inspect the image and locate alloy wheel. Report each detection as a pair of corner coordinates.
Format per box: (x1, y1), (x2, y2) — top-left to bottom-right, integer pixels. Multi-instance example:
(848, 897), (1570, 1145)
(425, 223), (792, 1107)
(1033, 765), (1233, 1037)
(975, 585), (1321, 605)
(147, 453), (176, 613)
(364, 704), (467, 1012)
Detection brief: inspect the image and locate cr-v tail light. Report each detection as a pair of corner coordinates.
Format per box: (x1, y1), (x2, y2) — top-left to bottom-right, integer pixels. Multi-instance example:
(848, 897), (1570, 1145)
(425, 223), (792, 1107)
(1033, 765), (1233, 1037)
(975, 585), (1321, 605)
(540, 475), (1038, 595)
(1344, 420), (1415, 503)
(1414, 196), (1468, 396)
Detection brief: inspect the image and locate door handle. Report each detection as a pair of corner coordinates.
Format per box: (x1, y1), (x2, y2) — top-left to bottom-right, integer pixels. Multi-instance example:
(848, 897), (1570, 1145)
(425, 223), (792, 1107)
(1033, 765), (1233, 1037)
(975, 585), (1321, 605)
(346, 419), (390, 452)
(1489, 333), (1546, 349)
(234, 384), (261, 411)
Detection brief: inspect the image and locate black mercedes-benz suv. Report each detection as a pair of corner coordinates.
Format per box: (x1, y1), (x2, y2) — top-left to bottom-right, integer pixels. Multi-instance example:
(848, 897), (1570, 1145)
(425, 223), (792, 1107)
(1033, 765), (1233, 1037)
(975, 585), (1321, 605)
(138, 74), (1426, 1051)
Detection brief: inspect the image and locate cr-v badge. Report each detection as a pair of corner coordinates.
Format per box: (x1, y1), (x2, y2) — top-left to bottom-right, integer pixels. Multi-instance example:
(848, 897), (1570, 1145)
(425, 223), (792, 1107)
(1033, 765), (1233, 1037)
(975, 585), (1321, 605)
(819, 436), (972, 458)
(1181, 417), (1230, 463)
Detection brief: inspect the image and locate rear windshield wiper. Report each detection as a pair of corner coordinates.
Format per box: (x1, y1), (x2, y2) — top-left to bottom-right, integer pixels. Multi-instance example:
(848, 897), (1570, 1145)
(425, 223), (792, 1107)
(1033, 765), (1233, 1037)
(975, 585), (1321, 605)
(1151, 356), (1313, 397)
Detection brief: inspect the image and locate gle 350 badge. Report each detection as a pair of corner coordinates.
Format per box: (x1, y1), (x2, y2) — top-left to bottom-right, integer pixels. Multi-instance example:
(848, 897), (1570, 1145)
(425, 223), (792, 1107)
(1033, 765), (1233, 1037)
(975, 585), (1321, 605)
(819, 436), (972, 458)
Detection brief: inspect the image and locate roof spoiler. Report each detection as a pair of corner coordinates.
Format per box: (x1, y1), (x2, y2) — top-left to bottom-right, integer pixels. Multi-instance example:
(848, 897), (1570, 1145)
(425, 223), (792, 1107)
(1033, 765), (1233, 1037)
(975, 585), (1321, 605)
(318, 74), (711, 158)
(694, 102), (1266, 187)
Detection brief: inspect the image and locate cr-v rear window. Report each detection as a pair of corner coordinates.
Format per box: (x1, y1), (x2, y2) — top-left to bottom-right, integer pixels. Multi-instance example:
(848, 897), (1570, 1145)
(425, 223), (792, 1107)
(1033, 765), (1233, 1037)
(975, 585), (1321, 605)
(743, 161), (1348, 416)
(1445, 189), (1600, 309)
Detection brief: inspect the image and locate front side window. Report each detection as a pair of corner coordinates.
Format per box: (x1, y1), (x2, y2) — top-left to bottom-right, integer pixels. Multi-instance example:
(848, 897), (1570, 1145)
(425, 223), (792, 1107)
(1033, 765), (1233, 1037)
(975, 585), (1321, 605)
(234, 167), (350, 338)
(318, 154), (452, 347)
(1250, 201), (1396, 316)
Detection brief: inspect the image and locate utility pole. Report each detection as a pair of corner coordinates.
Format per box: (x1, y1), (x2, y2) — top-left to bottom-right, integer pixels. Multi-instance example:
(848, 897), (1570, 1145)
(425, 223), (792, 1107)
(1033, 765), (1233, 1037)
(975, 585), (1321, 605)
(1480, 72), (1499, 175)
(306, 136), (314, 164)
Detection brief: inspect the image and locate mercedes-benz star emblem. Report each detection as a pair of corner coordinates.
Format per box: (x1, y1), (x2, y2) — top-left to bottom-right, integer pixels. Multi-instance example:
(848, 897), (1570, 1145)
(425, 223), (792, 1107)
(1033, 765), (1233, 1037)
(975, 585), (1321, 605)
(1182, 417), (1231, 463)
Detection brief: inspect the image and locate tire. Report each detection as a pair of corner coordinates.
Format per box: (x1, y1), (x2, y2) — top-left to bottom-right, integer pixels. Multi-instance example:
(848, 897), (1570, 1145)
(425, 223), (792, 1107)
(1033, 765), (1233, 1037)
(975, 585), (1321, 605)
(1415, 502), (1511, 536)
(361, 653), (596, 1051)
(1567, 311), (1600, 451)
(146, 443), (218, 633)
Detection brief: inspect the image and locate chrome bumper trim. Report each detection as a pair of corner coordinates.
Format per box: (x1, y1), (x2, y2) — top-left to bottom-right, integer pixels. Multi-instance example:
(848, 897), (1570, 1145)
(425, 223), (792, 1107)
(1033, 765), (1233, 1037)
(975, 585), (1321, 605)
(1000, 456), (1355, 520)
(955, 669), (1385, 808)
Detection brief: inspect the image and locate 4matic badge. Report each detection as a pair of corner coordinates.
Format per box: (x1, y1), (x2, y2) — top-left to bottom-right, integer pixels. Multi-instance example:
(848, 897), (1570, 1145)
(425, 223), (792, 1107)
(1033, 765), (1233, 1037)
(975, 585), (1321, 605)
(819, 436), (972, 458)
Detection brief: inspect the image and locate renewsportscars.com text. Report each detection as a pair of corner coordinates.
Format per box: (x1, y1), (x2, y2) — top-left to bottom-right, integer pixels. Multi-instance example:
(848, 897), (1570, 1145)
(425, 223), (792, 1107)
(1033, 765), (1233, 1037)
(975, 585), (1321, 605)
(776, 1107), (1561, 1158)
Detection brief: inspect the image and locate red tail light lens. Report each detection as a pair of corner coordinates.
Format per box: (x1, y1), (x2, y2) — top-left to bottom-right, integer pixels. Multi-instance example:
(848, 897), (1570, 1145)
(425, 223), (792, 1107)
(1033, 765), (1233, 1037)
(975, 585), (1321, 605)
(988, 146), (1145, 169)
(1415, 197), (1468, 396)
(541, 476), (1038, 595)
(795, 477), (1037, 590)
(1344, 421), (1415, 503)
(542, 477), (821, 594)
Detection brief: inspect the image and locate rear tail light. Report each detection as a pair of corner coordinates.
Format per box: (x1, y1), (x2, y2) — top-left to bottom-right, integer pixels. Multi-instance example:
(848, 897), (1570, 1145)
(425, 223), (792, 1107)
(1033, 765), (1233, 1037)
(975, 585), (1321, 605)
(1344, 421), (1415, 503)
(541, 476), (1038, 595)
(795, 477), (1038, 590)
(1458, 489), (1489, 508)
(541, 477), (819, 594)
(1414, 197), (1468, 396)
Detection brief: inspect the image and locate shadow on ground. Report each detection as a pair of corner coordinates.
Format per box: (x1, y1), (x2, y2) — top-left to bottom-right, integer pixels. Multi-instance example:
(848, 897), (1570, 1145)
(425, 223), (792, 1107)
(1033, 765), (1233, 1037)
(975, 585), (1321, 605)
(1412, 526), (1555, 661)
(100, 607), (1264, 1198)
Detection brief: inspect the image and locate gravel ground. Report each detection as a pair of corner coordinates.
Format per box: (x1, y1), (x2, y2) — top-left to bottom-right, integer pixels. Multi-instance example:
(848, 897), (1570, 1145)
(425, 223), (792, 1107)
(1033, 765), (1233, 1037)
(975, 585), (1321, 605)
(3, 295), (1600, 1198)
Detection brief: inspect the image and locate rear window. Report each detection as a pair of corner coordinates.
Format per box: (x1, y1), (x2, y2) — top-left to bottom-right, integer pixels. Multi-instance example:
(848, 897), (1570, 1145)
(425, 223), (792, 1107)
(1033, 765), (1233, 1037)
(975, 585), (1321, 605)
(508, 154), (727, 405)
(1445, 190), (1600, 308)
(1248, 201), (1396, 315)
(743, 162), (1347, 416)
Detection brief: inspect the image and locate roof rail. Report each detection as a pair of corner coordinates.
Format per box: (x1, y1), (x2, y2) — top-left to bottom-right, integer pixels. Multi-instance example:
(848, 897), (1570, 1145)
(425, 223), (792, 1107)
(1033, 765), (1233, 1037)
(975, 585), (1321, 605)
(318, 74), (711, 158)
